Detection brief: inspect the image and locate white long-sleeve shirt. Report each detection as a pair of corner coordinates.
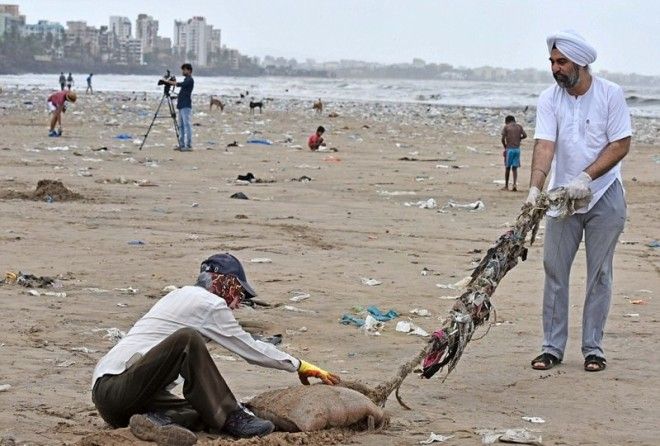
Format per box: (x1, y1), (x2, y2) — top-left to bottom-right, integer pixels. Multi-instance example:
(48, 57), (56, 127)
(92, 286), (300, 387)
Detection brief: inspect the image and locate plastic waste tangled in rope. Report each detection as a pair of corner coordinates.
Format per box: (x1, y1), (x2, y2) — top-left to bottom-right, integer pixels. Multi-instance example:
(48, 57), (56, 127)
(421, 187), (586, 379)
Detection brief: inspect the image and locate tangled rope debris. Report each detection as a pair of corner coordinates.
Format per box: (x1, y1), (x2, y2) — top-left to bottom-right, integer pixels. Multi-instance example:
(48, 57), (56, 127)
(345, 188), (586, 409)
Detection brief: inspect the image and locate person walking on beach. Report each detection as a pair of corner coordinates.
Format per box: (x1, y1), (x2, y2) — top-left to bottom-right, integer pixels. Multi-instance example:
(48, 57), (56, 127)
(527, 30), (632, 373)
(47, 89), (77, 137)
(86, 73), (93, 95)
(66, 72), (74, 90)
(91, 253), (339, 443)
(165, 63), (194, 151)
(501, 115), (527, 191)
(58, 72), (66, 91)
(308, 126), (326, 151)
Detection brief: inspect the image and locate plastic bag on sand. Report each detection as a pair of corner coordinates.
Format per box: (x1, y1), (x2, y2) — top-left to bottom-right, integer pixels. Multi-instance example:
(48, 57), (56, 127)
(420, 433), (454, 444)
(361, 277), (382, 286)
(361, 315), (384, 335)
(396, 320), (429, 337)
(477, 428), (542, 445)
(445, 199), (485, 211)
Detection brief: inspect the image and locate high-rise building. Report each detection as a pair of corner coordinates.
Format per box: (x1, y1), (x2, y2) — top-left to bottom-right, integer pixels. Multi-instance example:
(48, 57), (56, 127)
(109, 16), (131, 43)
(22, 20), (65, 40)
(0, 3), (25, 36)
(173, 16), (215, 67)
(135, 13), (158, 54)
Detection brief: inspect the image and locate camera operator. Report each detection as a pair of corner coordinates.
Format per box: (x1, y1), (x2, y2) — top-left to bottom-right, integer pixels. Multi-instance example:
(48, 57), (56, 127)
(165, 63), (194, 151)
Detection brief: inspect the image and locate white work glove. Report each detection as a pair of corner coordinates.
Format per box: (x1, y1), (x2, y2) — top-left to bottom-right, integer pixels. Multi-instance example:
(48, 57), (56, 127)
(565, 172), (592, 200)
(525, 186), (540, 205)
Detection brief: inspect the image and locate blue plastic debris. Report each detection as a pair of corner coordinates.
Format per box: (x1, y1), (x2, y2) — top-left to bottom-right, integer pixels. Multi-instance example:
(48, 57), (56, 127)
(366, 306), (399, 321)
(246, 138), (273, 145)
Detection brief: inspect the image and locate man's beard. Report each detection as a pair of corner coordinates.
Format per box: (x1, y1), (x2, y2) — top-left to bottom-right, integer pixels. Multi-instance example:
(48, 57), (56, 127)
(553, 66), (580, 89)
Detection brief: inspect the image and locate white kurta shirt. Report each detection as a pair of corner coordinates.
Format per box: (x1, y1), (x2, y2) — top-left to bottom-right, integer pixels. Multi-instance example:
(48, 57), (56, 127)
(534, 76), (632, 216)
(92, 286), (300, 387)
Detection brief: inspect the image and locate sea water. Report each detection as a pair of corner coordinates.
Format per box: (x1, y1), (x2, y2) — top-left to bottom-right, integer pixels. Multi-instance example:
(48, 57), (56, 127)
(1, 74), (658, 117)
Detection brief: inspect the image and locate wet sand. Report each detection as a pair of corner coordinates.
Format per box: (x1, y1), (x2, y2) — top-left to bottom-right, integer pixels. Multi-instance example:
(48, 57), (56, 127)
(0, 88), (658, 445)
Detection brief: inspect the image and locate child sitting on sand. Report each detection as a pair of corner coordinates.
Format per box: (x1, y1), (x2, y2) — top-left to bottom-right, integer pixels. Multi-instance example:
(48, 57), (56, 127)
(308, 126), (326, 151)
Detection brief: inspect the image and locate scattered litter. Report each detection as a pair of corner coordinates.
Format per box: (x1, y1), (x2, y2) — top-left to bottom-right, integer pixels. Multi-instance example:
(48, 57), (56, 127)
(127, 240), (145, 245)
(27, 289), (66, 298)
(282, 305), (316, 314)
(230, 192), (249, 200)
(522, 416), (545, 424)
(395, 320), (429, 337)
(420, 432), (454, 444)
(378, 190), (417, 196)
(71, 347), (97, 354)
(290, 292), (311, 302)
(95, 327), (126, 343)
(250, 258), (272, 263)
(493, 179), (506, 185)
(115, 287), (139, 294)
(405, 198), (437, 209)
(366, 306), (399, 321)
(361, 277), (382, 286)
(0, 384), (11, 392)
(339, 314), (365, 327)
(246, 138), (273, 145)
(438, 295), (458, 300)
(410, 308), (431, 317)
(56, 360), (76, 368)
(478, 428), (542, 445)
(361, 315), (384, 335)
(629, 299), (647, 305)
(4, 271), (61, 288)
(117, 303), (128, 307)
(163, 285), (178, 292)
(444, 199), (485, 211)
(114, 133), (134, 140)
(623, 313), (640, 318)
(46, 146), (69, 151)
(291, 175), (312, 182)
(648, 240), (660, 248)
(436, 276), (471, 290)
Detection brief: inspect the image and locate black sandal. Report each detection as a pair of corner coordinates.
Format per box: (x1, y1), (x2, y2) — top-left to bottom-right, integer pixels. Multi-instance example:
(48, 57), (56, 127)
(584, 355), (606, 372)
(531, 353), (561, 370)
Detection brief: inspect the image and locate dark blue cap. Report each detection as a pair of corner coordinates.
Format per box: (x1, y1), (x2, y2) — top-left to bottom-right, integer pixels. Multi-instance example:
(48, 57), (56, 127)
(200, 253), (257, 297)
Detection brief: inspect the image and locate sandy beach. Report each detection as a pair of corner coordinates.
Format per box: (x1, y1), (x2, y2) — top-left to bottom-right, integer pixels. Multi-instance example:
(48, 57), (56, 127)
(0, 86), (658, 446)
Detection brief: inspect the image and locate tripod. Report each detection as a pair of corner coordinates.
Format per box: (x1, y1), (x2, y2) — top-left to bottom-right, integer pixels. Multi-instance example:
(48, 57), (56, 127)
(139, 92), (180, 150)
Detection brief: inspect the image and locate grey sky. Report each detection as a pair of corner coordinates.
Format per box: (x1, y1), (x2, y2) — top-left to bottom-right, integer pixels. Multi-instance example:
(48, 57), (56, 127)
(17, 0), (660, 75)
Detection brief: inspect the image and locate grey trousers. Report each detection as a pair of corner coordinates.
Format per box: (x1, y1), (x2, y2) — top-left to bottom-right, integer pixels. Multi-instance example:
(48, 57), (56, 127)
(541, 180), (626, 360)
(92, 327), (240, 431)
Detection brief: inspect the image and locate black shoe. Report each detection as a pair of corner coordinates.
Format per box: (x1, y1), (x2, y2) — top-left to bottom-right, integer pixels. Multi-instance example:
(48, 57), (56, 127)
(129, 412), (197, 446)
(223, 408), (275, 438)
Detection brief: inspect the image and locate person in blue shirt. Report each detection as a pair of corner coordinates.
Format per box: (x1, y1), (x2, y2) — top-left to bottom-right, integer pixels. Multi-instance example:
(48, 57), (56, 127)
(167, 63), (195, 151)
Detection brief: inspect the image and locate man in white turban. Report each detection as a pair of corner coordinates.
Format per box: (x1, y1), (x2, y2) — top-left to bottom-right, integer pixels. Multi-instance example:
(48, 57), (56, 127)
(526, 31), (632, 373)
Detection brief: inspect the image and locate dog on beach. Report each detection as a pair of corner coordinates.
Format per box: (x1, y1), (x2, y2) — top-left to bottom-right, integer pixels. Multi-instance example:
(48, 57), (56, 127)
(249, 100), (264, 114)
(313, 98), (323, 114)
(209, 96), (225, 111)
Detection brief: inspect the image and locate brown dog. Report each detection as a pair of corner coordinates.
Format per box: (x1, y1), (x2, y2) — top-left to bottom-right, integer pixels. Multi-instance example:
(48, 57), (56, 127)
(313, 98), (323, 114)
(210, 96), (225, 111)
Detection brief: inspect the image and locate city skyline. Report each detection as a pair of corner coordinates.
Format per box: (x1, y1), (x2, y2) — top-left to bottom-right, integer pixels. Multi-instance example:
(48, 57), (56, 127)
(13, 0), (660, 76)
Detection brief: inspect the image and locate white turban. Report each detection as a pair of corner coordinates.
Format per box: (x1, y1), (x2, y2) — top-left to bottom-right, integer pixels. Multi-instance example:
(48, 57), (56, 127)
(546, 30), (597, 66)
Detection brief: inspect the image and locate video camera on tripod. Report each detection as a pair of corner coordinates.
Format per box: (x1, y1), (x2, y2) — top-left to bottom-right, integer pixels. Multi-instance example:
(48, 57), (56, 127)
(157, 69), (177, 97)
(139, 69), (180, 150)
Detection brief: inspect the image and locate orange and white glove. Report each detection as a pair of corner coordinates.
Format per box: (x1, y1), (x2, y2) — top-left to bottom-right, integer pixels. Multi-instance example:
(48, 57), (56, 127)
(297, 360), (341, 386)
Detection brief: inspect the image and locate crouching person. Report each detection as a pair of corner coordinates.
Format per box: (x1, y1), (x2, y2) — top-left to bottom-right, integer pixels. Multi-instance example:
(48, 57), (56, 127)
(91, 253), (340, 444)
